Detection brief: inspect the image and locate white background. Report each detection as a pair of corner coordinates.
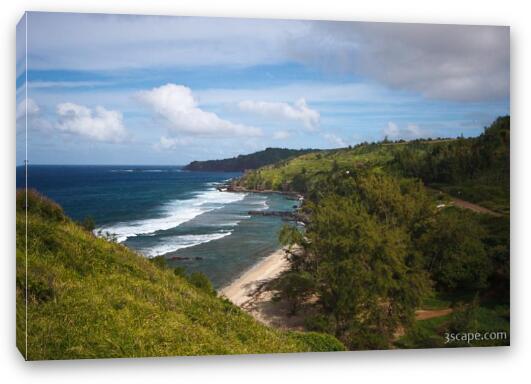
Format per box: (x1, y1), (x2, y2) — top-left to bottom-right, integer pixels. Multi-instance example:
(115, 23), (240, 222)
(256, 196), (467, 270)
(1, 1), (528, 383)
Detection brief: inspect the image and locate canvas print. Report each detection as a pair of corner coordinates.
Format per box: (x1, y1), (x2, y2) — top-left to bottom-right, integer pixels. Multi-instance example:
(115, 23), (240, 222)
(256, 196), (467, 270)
(16, 12), (510, 360)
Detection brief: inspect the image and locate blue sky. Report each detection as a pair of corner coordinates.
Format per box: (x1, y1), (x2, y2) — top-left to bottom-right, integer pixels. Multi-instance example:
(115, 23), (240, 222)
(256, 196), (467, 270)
(16, 12), (509, 165)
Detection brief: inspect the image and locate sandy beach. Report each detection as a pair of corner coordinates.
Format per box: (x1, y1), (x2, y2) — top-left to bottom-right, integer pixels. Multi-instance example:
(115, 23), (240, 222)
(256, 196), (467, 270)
(219, 247), (310, 330)
(220, 248), (290, 307)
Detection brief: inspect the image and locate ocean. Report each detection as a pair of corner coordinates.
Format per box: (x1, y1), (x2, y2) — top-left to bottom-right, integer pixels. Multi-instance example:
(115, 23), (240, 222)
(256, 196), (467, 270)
(16, 165), (298, 288)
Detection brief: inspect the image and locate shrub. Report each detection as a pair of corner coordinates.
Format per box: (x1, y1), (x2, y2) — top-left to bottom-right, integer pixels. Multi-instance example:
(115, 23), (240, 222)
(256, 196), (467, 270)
(271, 271), (315, 315)
(173, 266), (187, 278)
(291, 331), (345, 352)
(448, 295), (481, 333)
(149, 255), (168, 269)
(188, 272), (215, 295)
(304, 314), (335, 334)
(80, 216), (96, 232)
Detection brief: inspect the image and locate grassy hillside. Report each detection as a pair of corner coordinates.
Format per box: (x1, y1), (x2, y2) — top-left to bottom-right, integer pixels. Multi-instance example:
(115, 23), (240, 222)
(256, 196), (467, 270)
(236, 144), (393, 192)
(390, 116), (510, 213)
(16, 190), (344, 360)
(183, 147), (318, 172)
(236, 117), (509, 213)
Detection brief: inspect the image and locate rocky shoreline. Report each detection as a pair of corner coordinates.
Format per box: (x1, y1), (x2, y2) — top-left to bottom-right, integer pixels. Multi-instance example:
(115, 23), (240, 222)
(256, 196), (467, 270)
(216, 179), (308, 224)
(218, 183), (301, 198)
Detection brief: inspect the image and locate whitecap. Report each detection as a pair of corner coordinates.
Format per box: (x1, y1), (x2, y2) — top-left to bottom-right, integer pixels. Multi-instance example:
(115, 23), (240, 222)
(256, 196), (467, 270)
(249, 199), (269, 211)
(215, 215), (252, 227)
(109, 169), (134, 173)
(95, 189), (246, 243)
(143, 231), (233, 257)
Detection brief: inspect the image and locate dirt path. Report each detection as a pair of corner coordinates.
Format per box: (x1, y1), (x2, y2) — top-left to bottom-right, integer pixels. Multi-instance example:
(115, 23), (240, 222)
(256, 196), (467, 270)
(449, 196), (502, 216)
(415, 308), (453, 320)
(394, 308), (454, 340)
(428, 187), (502, 216)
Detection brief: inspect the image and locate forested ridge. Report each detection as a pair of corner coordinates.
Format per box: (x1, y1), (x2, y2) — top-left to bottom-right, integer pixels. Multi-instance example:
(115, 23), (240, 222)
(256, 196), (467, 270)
(183, 147), (318, 172)
(237, 116), (510, 349)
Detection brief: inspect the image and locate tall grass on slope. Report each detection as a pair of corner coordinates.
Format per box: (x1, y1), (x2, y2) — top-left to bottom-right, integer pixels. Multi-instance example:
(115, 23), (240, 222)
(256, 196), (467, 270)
(16, 189), (344, 360)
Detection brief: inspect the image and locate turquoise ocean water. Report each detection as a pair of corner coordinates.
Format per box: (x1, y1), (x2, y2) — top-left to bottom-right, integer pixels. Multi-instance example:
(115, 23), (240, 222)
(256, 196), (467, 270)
(16, 165), (297, 287)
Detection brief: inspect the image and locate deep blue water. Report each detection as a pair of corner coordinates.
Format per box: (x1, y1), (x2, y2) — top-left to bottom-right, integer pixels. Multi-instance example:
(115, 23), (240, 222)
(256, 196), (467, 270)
(16, 165), (297, 287)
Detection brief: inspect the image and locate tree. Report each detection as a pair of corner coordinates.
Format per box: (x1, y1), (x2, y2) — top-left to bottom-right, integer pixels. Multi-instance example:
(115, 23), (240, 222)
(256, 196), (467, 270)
(282, 194), (430, 349)
(419, 209), (491, 291)
(271, 271), (315, 315)
(291, 172), (308, 193)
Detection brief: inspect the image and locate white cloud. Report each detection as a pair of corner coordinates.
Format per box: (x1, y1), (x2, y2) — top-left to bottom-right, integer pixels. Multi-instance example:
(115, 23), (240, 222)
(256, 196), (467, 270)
(25, 14), (508, 103)
(153, 136), (192, 151)
(272, 130), (291, 140)
(15, 98), (53, 134)
(136, 84), (262, 137)
(56, 103), (128, 142)
(238, 98), (320, 131)
(405, 124), (421, 137)
(16, 98), (40, 120)
(384, 122), (399, 138)
(384, 121), (425, 140)
(323, 133), (347, 147)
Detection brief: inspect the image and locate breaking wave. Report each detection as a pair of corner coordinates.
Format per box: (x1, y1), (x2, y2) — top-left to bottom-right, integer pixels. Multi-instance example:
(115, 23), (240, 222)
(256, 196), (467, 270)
(142, 231), (233, 257)
(95, 189), (246, 243)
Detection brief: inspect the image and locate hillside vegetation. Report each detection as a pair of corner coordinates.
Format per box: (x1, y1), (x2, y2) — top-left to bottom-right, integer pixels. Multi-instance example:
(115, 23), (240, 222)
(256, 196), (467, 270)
(183, 147), (318, 172)
(391, 116), (510, 213)
(237, 116), (509, 349)
(236, 116), (509, 214)
(16, 190), (344, 360)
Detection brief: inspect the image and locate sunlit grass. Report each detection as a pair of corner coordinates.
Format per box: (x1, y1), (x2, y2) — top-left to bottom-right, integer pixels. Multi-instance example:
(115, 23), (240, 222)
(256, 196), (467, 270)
(16, 190), (344, 360)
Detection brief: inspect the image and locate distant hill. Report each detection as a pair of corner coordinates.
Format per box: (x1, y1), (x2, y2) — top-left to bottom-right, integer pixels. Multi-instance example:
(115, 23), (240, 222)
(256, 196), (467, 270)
(183, 147), (319, 172)
(236, 116), (509, 213)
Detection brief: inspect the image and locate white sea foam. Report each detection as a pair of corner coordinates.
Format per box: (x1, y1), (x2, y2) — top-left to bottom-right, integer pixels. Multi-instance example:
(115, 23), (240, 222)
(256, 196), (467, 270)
(143, 231), (233, 257)
(95, 189), (246, 243)
(109, 169), (134, 173)
(218, 215), (251, 227)
(250, 199), (269, 211)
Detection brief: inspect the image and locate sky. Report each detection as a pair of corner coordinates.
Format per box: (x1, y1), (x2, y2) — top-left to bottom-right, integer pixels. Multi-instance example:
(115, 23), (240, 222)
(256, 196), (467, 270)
(16, 12), (510, 165)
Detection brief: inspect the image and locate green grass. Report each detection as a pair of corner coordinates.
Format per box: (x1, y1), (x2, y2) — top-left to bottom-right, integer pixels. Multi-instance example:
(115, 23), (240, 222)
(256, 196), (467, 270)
(16, 190), (344, 360)
(432, 182), (509, 214)
(420, 297), (453, 310)
(395, 305), (510, 349)
(420, 291), (482, 310)
(395, 315), (452, 349)
(238, 127), (509, 215)
(239, 144), (396, 191)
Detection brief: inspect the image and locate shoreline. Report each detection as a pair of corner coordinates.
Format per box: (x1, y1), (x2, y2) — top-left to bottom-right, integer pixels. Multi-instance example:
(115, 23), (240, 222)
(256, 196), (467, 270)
(219, 181), (303, 200)
(219, 248), (290, 307)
